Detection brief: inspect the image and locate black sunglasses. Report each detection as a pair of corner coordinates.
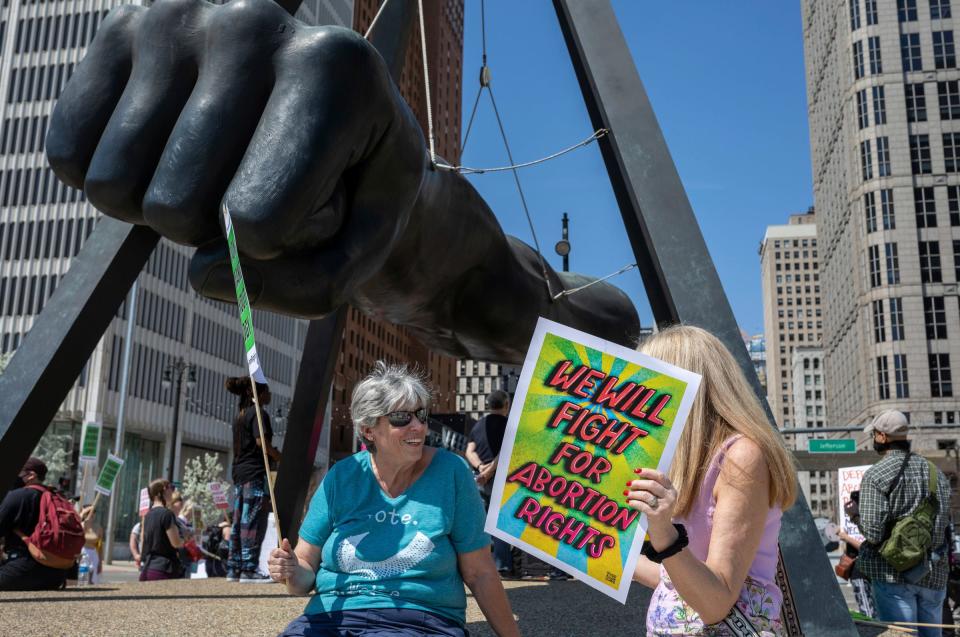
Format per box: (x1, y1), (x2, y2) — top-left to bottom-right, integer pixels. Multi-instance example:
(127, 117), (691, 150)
(385, 407), (428, 427)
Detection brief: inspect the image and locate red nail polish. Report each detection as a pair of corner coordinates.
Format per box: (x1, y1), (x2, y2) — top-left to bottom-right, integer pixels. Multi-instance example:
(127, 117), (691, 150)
(622, 490), (629, 496)
(634, 468), (642, 474)
(626, 481), (632, 486)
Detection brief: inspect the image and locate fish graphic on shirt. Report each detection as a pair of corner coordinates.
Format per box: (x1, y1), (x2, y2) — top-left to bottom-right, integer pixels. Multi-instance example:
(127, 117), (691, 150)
(337, 531), (434, 579)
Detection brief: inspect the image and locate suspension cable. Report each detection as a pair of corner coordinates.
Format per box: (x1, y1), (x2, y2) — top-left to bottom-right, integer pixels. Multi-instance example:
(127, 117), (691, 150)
(417, 0), (437, 165)
(363, 0), (392, 39)
(552, 263), (638, 300)
(439, 128), (607, 174)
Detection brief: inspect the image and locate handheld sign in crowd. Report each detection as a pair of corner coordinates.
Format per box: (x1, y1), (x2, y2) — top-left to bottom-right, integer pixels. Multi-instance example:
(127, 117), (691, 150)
(94, 453), (125, 497)
(486, 318), (701, 603)
(838, 465), (870, 543)
(138, 487), (150, 517)
(208, 482), (230, 510)
(221, 203), (282, 546)
(79, 422), (101, 461)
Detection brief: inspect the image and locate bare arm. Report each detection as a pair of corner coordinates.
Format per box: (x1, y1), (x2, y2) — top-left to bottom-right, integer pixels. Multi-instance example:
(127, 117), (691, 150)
(165, 524), (184, 549)
(129, 532), (140, 563)
(465, 442), (483, 471)
(268, 537), (322, 596)
(458, 547), (520, 637)
(632, 554), (660, 588)
(838, 530), (862, 550)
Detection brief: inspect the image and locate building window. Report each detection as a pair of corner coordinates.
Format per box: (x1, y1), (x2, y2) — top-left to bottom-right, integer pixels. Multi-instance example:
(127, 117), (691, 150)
(876, 136), (891, 175)
(924, 296), (948, 338)
(901, 33), (923, 71)
(905, 83), (927, 122)
(950, 186), (960, 225)
(861, 139), (873, 179)
(851, 0), (862, 29)
(868, 36), (883, 74)
(877, 356), (890, 400)
(934, 31), (956, 68)
(946, 133), (960, 172)
(880, 189), (895, 228)
(894, 354), (910, 398)
(865, 191), (877, 232)
(938, 81), (960, 119)
(919, 241), (943, 282)
(890, 297), (905, 340)
(915, 187), (937, 227)
(930, 353), (953, 397)
(869, 244), (882, 287)
(932, 0), (952, 19)
(885, 242), (900, 283)
(866, 0), (879, 23)
(910, 134), (931, 173)
(854, 40), (865, 79)
(857, 89), (869, 128)
(899, 0), (918, 20)
(954, 239), (960, 280)
(872, 299), (886, 342)
(873, 86), (887, 124)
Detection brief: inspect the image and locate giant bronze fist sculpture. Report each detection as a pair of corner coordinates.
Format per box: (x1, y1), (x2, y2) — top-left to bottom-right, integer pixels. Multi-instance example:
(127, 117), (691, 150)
(46, 0), (640, 363)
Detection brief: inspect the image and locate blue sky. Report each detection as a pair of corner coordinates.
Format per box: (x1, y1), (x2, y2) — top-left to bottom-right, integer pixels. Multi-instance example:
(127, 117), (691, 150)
(456, 1), (813, 335)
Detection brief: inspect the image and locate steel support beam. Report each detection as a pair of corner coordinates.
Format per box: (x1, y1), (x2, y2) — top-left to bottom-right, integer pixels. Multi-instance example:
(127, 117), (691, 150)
(274, 307), (346, 542)
(0, 219), (160, 500)
(552, 1), (856, 634)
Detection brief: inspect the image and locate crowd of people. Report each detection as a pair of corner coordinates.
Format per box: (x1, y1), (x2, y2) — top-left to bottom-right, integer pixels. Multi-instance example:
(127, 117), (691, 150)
(0, 325), (956, 636)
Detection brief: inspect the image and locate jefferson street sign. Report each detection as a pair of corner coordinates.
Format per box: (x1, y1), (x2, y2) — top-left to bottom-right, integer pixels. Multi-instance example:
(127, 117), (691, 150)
(808, 439), (857, 454)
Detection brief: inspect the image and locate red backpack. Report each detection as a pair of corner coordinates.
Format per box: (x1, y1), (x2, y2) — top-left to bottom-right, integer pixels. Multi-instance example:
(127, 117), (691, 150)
(15, 485), (85, 569)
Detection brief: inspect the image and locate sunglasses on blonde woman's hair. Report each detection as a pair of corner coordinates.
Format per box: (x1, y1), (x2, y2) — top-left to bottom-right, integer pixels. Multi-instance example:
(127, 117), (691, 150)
(385, 407), (428, 427)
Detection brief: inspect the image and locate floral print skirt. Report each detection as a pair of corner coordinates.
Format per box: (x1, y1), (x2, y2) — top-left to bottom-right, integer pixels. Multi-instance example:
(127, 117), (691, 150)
(646, 568), (783, 636)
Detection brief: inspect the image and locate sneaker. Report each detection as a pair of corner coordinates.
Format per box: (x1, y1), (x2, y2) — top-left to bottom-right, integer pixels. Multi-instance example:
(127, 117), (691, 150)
(239, 571), (274, 584)
(225, 572), (239, 583)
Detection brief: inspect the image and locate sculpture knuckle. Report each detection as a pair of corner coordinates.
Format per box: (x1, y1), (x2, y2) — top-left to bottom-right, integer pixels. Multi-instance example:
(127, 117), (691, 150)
(208, 0), (287, 44)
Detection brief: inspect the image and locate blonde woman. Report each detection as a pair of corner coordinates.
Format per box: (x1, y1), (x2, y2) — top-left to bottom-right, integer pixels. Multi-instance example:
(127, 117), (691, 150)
(628, 326), (796, 636)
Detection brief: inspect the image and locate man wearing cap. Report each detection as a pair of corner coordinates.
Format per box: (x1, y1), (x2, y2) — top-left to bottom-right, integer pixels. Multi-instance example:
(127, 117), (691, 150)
(0, 458), (67, 590)
(855, 410), (951, 635)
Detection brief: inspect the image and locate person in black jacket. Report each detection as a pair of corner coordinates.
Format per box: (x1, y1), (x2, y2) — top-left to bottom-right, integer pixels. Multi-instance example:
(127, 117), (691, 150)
(225, 377), (280, 583)
(0, 457), (67, 590)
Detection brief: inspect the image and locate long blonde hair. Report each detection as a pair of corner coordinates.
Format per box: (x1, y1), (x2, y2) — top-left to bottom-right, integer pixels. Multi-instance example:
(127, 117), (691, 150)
(641, 325), (796, 517)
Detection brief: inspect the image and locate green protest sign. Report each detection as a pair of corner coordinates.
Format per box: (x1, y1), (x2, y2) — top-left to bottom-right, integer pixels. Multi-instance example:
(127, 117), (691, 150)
(79, 422), (100, 461)
(94, 453), (125, 497)
(221, 204), (267, 384)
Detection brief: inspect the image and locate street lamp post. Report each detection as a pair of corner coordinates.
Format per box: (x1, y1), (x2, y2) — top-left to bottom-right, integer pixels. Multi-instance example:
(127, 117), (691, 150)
(161, 357), (196, 481)
(554, 212), (570, 272)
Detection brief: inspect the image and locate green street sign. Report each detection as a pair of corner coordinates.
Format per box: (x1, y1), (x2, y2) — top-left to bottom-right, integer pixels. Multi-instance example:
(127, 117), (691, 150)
(79, 422), (100, 461)
(94, 453), (125, 496)
(808, 439), (857, 454)
(221, 204), (267, 384)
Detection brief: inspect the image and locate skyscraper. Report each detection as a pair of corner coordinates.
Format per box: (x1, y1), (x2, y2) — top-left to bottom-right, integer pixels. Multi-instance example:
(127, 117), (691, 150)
(759, 210), (823, 430)
(803, 0), (960, 446)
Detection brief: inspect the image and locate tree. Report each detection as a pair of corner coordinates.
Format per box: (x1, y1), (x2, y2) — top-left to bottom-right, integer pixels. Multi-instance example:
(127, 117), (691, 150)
(181, 453), (230, 527)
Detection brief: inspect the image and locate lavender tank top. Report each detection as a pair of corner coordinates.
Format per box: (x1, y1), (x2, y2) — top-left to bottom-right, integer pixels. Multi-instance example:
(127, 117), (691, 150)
(646, 435), (784, 634)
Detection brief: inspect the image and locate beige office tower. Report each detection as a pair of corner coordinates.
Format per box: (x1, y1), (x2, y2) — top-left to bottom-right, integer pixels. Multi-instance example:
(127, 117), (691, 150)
(759, 210), (823, 431)
(802, 0), (960, 450)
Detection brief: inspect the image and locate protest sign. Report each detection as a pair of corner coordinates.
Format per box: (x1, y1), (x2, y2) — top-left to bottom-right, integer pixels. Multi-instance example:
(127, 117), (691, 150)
(838, 465), (870, 542)
(94, 453), (124, 497)
(79, 422), (101, 462)
(221, 204), (267, 384)
(138, 487), (150, 517)
(209, 482), (230, 510)
(486, 318), (701, 603)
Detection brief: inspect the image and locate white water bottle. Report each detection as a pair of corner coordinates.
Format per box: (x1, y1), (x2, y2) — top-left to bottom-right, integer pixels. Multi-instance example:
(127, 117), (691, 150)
(77, 551), (90, 587)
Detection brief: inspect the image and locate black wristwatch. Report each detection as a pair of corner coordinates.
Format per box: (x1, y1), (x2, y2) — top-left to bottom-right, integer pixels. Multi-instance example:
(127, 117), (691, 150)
(641, 523), (689, 563)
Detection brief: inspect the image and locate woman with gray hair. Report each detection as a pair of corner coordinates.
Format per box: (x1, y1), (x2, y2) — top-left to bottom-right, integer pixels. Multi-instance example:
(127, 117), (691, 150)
(269, 362), (520, 637)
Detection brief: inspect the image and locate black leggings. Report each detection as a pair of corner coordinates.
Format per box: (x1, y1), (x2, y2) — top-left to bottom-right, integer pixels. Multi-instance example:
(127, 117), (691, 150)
(0, 556), (67, 591)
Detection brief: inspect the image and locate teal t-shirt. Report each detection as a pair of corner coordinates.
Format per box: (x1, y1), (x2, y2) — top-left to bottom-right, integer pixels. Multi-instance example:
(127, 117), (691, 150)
(299, 449), (490, 625)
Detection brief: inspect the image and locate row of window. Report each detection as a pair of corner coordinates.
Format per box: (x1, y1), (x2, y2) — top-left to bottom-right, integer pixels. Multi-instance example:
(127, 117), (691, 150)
(191, 314), (242, 366)
(0, 272), (57, 317)
(1, 115), (48, 155)
(849, 0), (879, 31)
(903, 80), (960, 123)
(135, 288), (185, 342)
(866, 187), (960, 231)
(867, 243), (901, 286)
(0, 215), (95, 262)
(7, 62), (75, 104)
(0, 166), (84, 207)
(143, 242), (189, 291)
(877, 353), (952, 399)
(855, 31), (958, 80)
(896, 0), (953, 22)
(777, 308), (822, 319)
(869, 239), (960, 288)
(871, 298), (908, 342)
(105, 336), (176, 407)
(13, 10), (106, 54)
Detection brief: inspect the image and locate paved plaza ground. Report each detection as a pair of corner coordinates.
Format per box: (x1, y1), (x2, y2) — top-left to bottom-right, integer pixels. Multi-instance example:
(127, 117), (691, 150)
(0, 561), (897, 636)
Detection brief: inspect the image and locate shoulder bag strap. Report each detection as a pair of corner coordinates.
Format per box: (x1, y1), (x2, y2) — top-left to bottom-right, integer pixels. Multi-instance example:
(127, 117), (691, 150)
(885, 452), (912, 498)
(926, 460), (938, 497)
